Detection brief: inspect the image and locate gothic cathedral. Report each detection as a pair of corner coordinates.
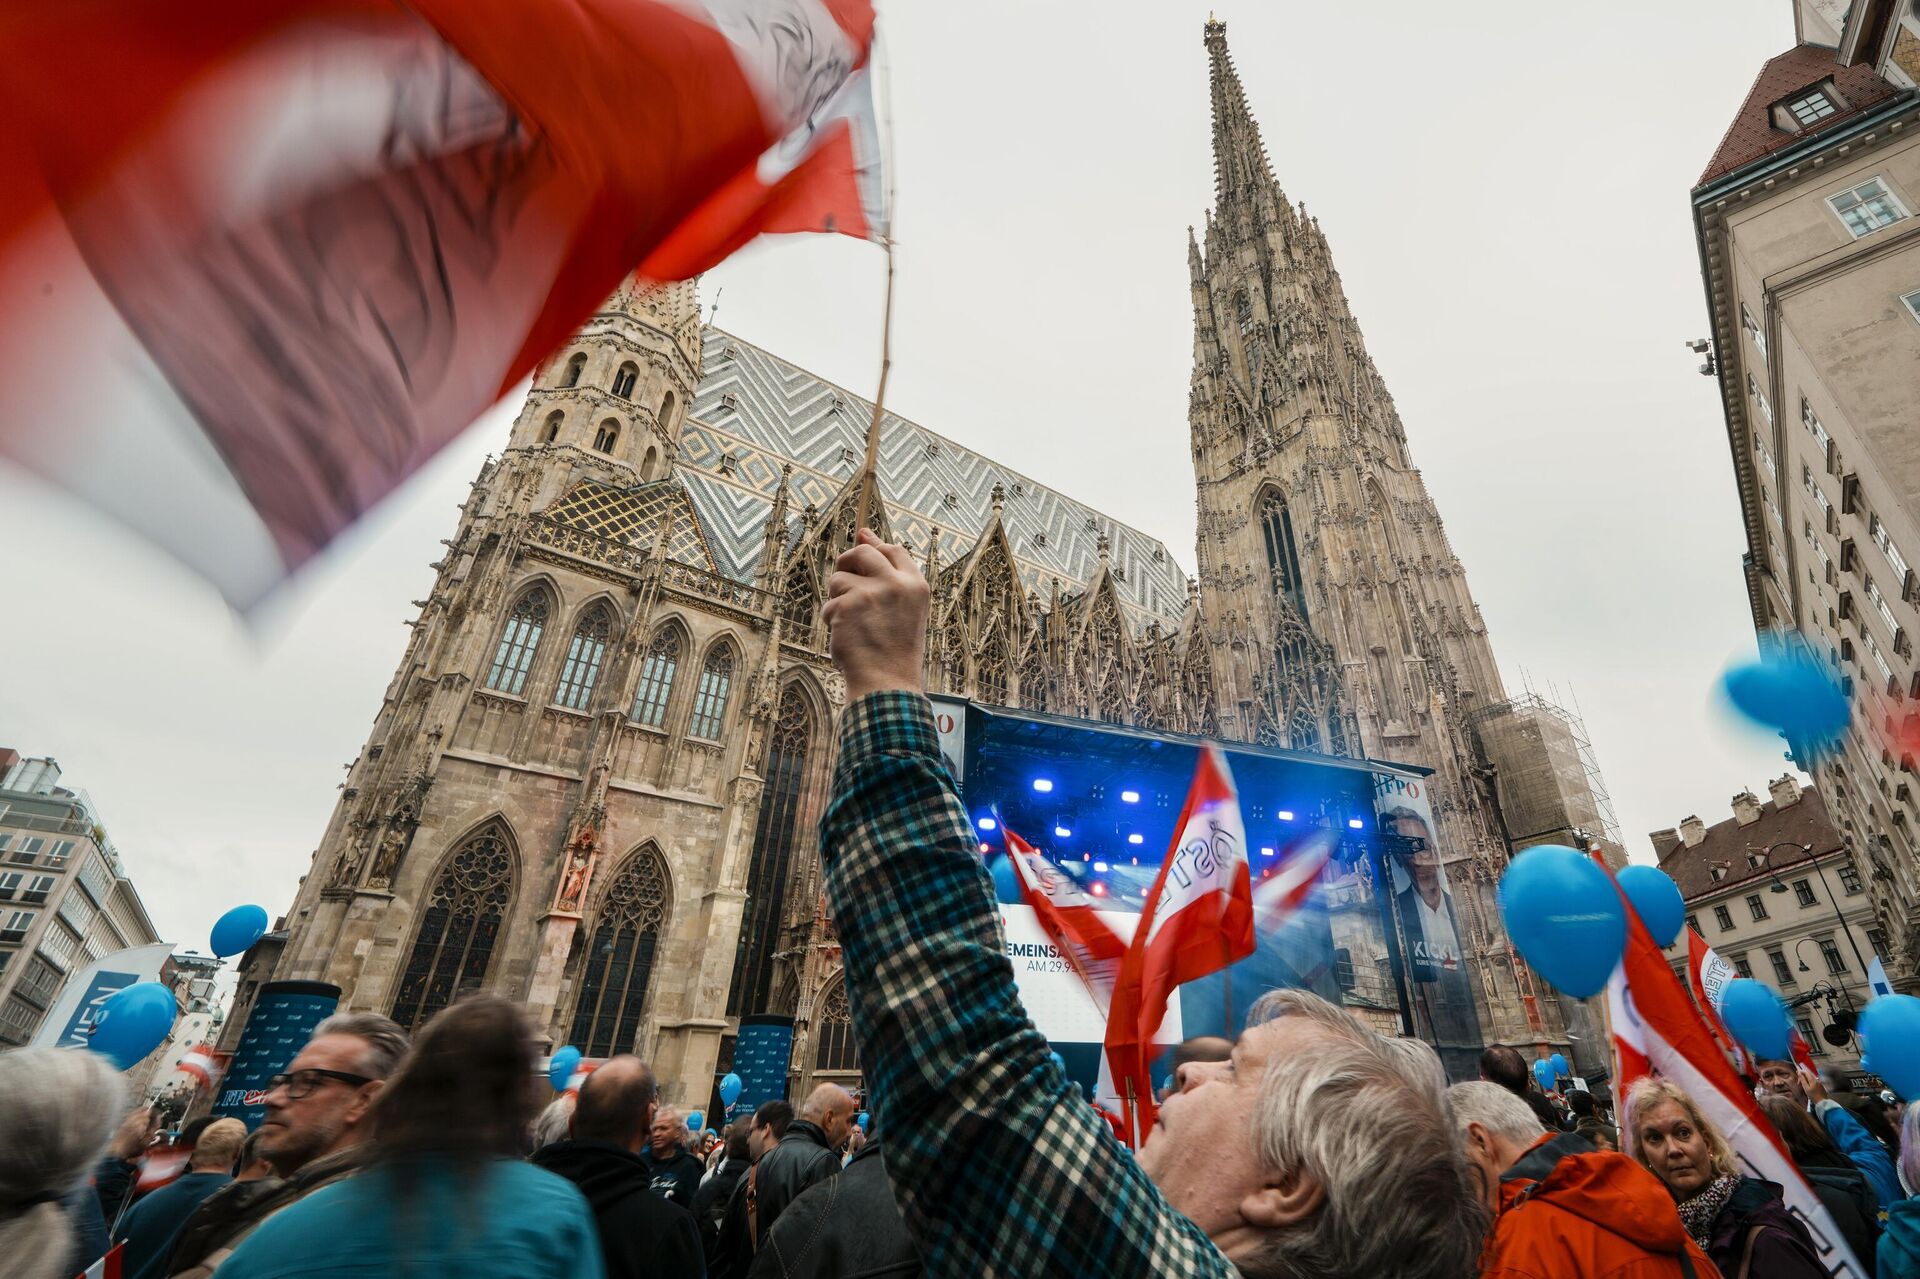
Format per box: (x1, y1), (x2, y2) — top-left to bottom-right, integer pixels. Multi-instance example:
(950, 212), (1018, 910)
(229, 22), (1567, 1106)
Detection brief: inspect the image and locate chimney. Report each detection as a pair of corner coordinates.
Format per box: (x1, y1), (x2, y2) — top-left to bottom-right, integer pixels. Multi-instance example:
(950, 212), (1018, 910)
(1680, 815), (1708, 848)
(1731, 790), (1763, 826)
(1768, 775), (1802, 809)
(1650, 828), (1683, 860)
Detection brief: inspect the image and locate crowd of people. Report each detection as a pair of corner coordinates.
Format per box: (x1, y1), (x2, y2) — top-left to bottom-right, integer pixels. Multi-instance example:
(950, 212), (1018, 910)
(4, 527), (1920, 1279)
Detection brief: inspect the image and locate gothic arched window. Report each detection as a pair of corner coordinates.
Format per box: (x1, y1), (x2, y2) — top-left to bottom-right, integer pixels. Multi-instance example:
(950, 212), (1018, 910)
(568, 844), (669, 1057)
(612, 362), (638, 399)
(540, 411), (562, 445)
(780, 564), (817, 642)
(561, 352), (586, 388)
(630, 628), (681, 729)
(485, 591), (548, 695)
(976, 631), (1009, 706)
(555, 606), (613, 710)
(659, 390), (677, 432)
(1260, 490), (1308, 620)
(391, 823), (514, 1031)
(687, 646), (735, 740)
(813, 979), (858, 1073)
(728, 686), (813, 1017)
(593, 419), (620, 454)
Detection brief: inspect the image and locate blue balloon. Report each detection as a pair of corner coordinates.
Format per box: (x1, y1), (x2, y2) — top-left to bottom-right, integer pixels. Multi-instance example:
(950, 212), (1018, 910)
(89, 981), (175, 1070)
(548, 1045), (582, 1092)
(1498, 845), (1627, 999)
(1532, 1059), (1554, 1090)
(209, 905), (269, 958)
(1859, 994), (1920, 1101)
(719, 1072), (743, 1107)
(856, 1110), (870, 1133)
(1550, 1053), (1569, 1078)
(1721, 652), (1848, 757)
(1721, 979), (1792, 1060)
(686, 1109), (704, 1133)
(1617, 865), (1687, 948)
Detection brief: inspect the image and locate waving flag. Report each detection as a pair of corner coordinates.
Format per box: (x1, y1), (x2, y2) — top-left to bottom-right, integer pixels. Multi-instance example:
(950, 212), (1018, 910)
(1104, 745), (1253, 1137)
(1612, 910), (1864, 1276)
(1684, 927), (1752, 1075)
(175, 1043), (223, 1090)
(0, 0), (884, 608)
(1003, 823), (1127, 1012)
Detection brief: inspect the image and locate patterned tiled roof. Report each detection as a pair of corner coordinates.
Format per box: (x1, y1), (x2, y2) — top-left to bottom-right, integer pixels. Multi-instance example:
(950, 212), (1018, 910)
(677, 327), (1192, 629)
(1697, 44), (1903, 186)
(544, 478), (717, 573)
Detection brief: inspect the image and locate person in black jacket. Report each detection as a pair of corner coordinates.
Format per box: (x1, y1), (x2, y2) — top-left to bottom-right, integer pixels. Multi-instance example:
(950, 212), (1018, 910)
(749, 1085), (853, 1251)
(529, 1055), (703, 1279)
(690, 1119), (751, 1263)
(748, 1139), (921, 1279)
(711, 1102), (793, 1279)
(639, 1106), (707, 1209)
(1760, 1094), (1880, 1269)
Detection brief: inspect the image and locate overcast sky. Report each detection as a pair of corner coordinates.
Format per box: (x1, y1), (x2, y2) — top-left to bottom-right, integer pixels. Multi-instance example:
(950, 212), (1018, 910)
(0, 2), (1804, 953)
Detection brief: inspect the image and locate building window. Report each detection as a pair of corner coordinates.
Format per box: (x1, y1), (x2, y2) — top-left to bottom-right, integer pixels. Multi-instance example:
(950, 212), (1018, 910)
(37, 922), (79, 970)
(1871, 514), (1912, 583)
(540, 411), (562, 445)
(629, 628), (682, 729)
(0, 995), (42, 1044)
(568, 844), (669, 1058)
(1259, 490), (1308, 620)
(592, 420), (620, 454)
(1742, 302), (1768, 358)
(1714, 904), (1734, 931)
(1804, 465), (1833, 522)
(554, 608), (613, 711)
(611, 362), (639, 399)
(687, 647), (735, 741)
(1769, 949), (1795, 985)
(1787, 89), (1839, 125)
(560, 352), (586, 388)
(1868, 577), (1900, 633)
(728, 686), (814, 1018)
(813, 979), (859, 1074)
(9, 836), (43, 865)
(0, 873), (18, 900)
(1801, 398), (1832, 454)
(1686, 912), (1702, 938)
(1828, 177), (1909, 238)
(1863, 628), (1895, 686)
(0, 909), (34, 942)
(390, 823), (514, 1031)
(485, 592), (548, 695)
(1868, 927), (1891, 957)
(45, 841), (71, 868)
(1746, 892), (1769, 922)
(1796, 1015), (1826, 1054)
(22, 876), (53, 905)
(1748, 374), (1774, 424)
(1756, 434), (1778, 482)
(1904, 289), (1920, 326)
(1819, 937), (1848, 974)
(1733, 954), (1754, 978)
(1792, 878), (1817, 907)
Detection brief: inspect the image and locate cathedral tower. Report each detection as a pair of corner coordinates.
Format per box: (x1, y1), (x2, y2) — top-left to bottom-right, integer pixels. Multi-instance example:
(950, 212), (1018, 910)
(1189, 20), (1543, 1053)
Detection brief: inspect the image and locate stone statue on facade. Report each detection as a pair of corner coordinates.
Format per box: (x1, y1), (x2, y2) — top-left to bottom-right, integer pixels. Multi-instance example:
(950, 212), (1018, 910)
(366, 825), (412, 891)
(554, 823), (599, 914)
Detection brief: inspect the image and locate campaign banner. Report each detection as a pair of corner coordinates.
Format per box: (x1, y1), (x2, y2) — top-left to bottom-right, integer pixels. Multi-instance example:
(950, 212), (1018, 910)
(213, 981), (340, 1129)
(729, 1015), (795, 1120)
(1374, 770), (1480, 1051)
(32, 942), (175, 1051)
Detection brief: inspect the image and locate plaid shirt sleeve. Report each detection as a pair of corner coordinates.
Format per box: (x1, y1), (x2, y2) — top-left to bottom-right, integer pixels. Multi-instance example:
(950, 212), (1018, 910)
(820, 691), (1236, 1278)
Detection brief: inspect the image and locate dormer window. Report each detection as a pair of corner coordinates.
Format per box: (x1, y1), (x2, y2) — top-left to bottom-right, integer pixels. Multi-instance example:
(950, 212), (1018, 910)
(1771, 81), (1847, 134)
(1787, 89), (1838, 126)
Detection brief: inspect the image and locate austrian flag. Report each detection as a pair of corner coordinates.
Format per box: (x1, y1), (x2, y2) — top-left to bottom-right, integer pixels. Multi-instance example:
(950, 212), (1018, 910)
(0, 0), (885, 609)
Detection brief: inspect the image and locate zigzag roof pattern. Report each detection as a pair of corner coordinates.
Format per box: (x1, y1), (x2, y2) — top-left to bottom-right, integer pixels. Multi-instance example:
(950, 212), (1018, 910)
(676, 326), (1192, 629)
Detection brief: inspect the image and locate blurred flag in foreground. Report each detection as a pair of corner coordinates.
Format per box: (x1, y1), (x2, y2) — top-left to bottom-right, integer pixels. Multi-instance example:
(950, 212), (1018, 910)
(1105, 745), (1253, 1137)
(1003, 823), (1127, 1012)
(0, 0), (884, 608)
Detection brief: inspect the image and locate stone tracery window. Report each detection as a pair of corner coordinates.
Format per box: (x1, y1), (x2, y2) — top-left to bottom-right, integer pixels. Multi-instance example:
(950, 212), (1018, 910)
(630, 627), (681, 728)
(728, 686), (814, 1018)
(486, 591), (548, 695)
(813, 979), (858, 1072)
(612, 362), (638, 399)
(568, 844), (669, 1057)
(555, 606), (613, 710)
(561, 352), (586, 388)
(780, 564), (818, 642)
(976, 631), (1010, 706)
(391, 823), (514, 1030)
(593, 419), (620, 453)
(540, 411), (563, 445)
(1260, 490), (1308, 621)
(688, 646), (735, 740)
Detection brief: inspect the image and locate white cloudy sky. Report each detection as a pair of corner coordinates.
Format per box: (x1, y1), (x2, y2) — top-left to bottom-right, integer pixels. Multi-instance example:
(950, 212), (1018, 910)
(0, 2), (1803, 951)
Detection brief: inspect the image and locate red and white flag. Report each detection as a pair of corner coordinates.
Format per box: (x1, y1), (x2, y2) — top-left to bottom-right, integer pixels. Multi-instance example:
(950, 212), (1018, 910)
(1686, 927), (1818, 1074)
(0, 0), (884, 609)
(82, 1242), (125, 1279)
(1612, 909), (1865, 1276)
(1003, 823), (1127, 1013)
(174, 1043), (223, 1090)
(1104, 745), (1253, 1137)
(563, 1059), (598, 1097)
(1250, 829), (1338, 930)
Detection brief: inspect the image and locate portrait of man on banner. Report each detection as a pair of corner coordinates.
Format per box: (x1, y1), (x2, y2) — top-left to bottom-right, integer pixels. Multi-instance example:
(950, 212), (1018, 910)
(1384, 804), (1462, 984)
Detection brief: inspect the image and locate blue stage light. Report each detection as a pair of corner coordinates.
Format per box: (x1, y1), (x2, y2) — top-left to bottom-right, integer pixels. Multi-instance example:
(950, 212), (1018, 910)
(1055, 823), (1072, 838)
(1348, 817), (1365, 829)
(1032, 778), (1054, 793)
(1127, 832), (1144, 845)
(1277, 810), (1296, 822)
(977, 816), (997, 831)
(1093, 861), (1110, 873)
(1120, 790), (1141, 804)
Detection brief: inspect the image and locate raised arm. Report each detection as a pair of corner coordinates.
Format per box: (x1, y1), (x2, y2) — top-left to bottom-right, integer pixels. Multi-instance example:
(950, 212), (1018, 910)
(816, 530), (1230, 1278)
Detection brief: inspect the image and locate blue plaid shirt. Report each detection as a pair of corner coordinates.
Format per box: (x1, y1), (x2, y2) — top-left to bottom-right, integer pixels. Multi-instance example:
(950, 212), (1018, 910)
(821, 692), (1235, 1277)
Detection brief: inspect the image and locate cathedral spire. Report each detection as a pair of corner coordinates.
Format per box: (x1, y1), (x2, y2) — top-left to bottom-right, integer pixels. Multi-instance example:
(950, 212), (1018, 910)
(1204, 19), (1278, 214)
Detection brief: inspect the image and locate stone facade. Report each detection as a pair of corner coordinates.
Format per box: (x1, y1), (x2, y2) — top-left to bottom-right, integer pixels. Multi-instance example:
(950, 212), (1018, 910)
(231, 21), (1587, 1105)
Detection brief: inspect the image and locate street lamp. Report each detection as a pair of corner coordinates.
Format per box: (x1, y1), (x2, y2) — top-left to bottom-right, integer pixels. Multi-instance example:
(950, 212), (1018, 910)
(1753, 838), (1874, 1003)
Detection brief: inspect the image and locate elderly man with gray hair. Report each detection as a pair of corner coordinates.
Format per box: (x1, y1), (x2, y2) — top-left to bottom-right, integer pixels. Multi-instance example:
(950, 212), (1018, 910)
(1450, 1080), (1711, 1276)
(815, 527), (1489, 1278)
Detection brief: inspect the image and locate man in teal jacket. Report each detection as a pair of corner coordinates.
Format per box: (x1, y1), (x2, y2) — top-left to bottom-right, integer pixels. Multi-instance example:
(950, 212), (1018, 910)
(1756, 1058), (1902, 1211)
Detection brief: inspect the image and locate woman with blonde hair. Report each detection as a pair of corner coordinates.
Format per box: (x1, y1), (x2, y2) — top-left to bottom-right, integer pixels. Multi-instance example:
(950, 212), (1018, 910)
(1625, 1077), (1825, 1278)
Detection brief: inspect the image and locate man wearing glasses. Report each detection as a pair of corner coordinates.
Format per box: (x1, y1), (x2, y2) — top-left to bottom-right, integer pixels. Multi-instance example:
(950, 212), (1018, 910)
(164, 1013), (409, 1279)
